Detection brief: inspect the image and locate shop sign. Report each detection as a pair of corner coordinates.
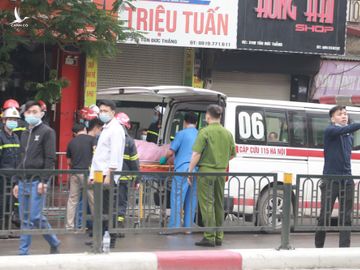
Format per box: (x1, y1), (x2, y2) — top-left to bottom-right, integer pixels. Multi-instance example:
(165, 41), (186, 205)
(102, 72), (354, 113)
(120, 0), (238, 49)
(237, 0), (347, 55)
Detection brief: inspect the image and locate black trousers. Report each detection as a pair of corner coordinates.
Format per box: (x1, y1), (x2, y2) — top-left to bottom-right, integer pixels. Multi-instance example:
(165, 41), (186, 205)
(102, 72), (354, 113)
(0, 177), (19, 230)
(315, 180), (354, 248)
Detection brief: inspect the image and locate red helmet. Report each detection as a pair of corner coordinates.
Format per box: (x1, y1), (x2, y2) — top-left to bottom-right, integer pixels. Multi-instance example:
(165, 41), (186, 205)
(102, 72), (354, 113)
(115, 112), (131, 129)
(79, 107), (98, 121)
(38, 100), (47, 112)
(3, 99), (20, 110)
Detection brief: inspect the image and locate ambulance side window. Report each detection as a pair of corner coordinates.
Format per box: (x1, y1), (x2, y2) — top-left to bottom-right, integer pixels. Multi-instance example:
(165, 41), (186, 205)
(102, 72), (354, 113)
(350, 114), (360, 150)
(288, 112), (307, 147)
(308, 114), (329, 149)
(235, 107), (266, 145)
(264, 110), (289, 145)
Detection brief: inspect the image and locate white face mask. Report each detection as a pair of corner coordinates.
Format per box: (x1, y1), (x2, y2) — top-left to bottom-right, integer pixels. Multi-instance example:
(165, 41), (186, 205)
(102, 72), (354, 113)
(140, 134), (147, 141)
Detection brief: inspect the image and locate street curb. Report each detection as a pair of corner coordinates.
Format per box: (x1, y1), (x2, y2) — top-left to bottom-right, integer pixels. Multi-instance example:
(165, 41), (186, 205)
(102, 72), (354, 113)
(236, 248), (360, 269)
(0, 252), (158, 270)
(156, 250), (242, 270)
(0, 248), (360, 270)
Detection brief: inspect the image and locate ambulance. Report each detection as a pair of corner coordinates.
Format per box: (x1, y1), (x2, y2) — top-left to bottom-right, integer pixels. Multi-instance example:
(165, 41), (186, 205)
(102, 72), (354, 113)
(98, 86), (360, 226)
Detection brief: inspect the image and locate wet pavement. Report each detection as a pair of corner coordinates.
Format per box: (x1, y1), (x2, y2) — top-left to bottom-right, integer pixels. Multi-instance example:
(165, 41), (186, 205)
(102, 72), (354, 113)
(1, 232), (360, 256)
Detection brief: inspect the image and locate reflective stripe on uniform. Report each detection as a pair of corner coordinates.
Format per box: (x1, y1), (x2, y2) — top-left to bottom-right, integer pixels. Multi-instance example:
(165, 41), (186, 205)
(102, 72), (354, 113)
(147, 130), (158, 136)
(0, 144), (20, 149)
(119, 176), (135, 181)
(123, 154), (139, 161)
(12, 127), (26, 132)
(118, 216), (125, 222)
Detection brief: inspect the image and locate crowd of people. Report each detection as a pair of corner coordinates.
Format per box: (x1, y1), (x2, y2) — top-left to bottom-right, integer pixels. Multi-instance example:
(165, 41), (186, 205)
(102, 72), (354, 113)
(0, 98), (236, 254)
(1, 95), (358, 256)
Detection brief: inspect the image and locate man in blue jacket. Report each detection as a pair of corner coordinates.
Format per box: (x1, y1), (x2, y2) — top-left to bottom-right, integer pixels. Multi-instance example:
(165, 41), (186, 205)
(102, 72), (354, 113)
(315, 105), (360, 248)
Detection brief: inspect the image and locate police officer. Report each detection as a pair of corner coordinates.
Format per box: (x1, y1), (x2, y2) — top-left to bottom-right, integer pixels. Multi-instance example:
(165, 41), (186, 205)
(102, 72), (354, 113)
(115, 112), (139, 237)
(188, 104), (236, 247)
(146, 105), (165, 144)
(0, 107), (21, 236)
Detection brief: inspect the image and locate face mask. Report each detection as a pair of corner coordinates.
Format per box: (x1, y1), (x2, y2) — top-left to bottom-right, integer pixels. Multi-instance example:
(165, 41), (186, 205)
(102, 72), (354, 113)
(152, 115), (159, 123)
(6, 120), (18, 130)
(140, 134), (147, 141)
(99, 113), (112, 123)
(25, 115), (41, 126)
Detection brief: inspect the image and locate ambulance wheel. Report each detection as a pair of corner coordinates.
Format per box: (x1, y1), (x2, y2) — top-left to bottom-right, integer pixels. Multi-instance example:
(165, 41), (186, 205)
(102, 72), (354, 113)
(257, 187), (286, 229)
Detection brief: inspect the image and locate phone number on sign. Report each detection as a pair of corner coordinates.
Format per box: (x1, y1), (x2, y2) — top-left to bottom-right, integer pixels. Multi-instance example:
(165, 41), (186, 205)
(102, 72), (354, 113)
(189, 40), (232, 47)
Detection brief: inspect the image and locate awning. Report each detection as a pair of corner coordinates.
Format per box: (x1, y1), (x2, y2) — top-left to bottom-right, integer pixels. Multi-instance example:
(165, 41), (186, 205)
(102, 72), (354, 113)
(311, 60), (360, 100)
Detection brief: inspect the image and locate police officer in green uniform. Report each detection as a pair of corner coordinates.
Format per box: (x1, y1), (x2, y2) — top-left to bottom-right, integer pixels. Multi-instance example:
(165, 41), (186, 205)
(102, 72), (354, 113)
(188, 104), (236, 247)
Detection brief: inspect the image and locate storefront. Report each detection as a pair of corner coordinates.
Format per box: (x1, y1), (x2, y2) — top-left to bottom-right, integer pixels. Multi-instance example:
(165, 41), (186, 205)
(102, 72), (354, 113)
(311, 58), (360, 101)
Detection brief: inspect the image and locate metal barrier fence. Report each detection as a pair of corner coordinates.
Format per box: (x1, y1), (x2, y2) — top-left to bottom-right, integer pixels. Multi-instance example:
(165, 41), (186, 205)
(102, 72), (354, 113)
(294, 175), (360, 231)
(0, 169), (88, 236)
(4, 169), (360, 253)
(105, 171), (279, 236)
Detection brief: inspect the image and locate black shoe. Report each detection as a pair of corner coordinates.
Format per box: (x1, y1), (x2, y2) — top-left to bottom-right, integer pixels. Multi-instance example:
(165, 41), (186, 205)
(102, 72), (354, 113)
(117, 232), (125, 238)
(215, 239), (222, 246)
(85, 240), (93, 247)
(110, 235), (116, 248)
(50, 244), (60, 254)
(195, 238), (215, 247)
(117, 219), (125, 238)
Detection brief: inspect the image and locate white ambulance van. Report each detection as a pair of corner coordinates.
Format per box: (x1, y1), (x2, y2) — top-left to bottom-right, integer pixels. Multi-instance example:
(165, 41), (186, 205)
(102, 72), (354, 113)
(98, 86), (360, 226)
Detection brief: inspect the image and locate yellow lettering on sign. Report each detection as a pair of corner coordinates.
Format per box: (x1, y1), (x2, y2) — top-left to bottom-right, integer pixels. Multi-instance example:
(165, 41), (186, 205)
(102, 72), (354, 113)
(84, 56), (98, 106)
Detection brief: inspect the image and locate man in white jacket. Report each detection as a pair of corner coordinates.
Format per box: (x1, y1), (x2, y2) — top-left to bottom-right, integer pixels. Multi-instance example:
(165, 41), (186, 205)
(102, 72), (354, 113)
(90, 99), (125, 248)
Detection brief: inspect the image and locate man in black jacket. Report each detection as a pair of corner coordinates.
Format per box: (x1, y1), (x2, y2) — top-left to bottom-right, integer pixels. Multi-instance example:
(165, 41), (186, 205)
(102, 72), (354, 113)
(115, 112), (139, 237)
(13, 101), (61, 255)
(315, 105), (360, 248)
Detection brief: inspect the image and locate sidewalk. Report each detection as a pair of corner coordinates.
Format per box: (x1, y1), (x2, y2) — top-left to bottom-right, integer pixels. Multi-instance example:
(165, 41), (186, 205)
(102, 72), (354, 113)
(1, 232), (360, 255)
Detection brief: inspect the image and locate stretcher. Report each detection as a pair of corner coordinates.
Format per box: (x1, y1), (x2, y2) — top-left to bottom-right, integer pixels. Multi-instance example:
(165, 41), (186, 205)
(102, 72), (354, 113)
(138, 163), (173, 227)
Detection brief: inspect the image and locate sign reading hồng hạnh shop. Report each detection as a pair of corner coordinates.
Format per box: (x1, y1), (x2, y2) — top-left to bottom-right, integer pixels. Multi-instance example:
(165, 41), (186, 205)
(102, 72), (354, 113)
(237, 0), (347, 55)
(119, 0), (238, 49)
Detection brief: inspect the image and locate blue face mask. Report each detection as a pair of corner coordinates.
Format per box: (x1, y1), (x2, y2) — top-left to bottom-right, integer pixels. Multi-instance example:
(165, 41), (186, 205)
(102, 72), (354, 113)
(25, 115), (41, 126)
(99, 113), (112, 123)
(6, 120), (18, 130)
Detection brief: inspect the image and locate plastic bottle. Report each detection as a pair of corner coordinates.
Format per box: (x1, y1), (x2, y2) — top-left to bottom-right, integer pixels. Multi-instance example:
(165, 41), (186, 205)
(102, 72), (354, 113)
(102, 231), (111, 253)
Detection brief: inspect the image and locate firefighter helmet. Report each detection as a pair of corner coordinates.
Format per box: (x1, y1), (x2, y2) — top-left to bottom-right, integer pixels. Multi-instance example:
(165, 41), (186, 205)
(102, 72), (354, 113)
(3, 99), (20, 110)
(2, 107), (21, 119)
(115, 112), (131, 130)
(89, 104), (100, 114)
(79, 107), (98, 121)
(38, 100), (47, 112)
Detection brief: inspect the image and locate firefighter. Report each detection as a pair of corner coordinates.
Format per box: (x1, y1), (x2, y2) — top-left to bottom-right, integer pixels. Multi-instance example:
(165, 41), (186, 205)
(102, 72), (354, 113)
(115, 112), (139, 238)
(78, 107), (98, 129)
(146, 105), (165, 144)
(2, 99), (27, 138)
(0, 107), (21, 237)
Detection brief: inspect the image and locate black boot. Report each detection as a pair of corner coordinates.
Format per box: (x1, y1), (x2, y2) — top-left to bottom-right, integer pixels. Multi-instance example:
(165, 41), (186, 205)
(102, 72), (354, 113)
(117, 216), (125, 238)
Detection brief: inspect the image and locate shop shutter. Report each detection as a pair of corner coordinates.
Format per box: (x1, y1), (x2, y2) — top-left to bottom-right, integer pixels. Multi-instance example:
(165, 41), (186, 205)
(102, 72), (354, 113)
(97, 44), (185, 91)
(211, 71), (291, 100)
